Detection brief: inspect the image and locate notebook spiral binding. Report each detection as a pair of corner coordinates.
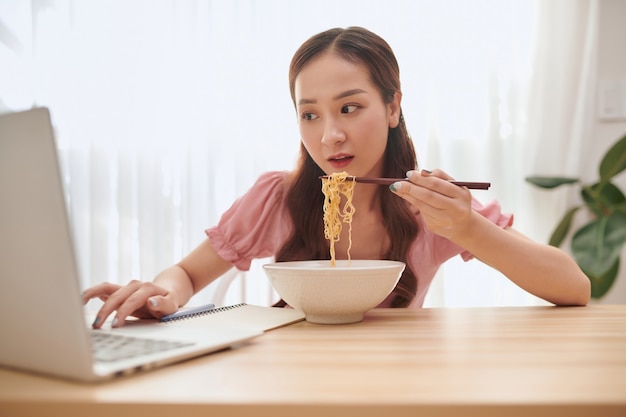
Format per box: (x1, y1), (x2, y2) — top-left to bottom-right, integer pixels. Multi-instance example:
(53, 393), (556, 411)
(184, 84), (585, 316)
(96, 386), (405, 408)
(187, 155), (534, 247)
(162, 303), (247, 323)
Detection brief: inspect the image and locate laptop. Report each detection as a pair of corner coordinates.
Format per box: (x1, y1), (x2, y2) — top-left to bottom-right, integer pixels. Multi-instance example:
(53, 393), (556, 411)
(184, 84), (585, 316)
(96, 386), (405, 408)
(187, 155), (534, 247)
(0, 107), (303, 382)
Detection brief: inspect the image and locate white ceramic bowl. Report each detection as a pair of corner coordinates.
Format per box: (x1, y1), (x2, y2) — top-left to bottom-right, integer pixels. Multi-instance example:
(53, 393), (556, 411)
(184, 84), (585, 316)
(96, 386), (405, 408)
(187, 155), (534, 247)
(263, 260), (405, 324)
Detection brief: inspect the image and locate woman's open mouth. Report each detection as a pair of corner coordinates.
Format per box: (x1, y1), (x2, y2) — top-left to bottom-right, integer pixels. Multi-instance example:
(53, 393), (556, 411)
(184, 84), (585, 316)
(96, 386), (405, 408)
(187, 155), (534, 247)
(328, 154), (354, 169)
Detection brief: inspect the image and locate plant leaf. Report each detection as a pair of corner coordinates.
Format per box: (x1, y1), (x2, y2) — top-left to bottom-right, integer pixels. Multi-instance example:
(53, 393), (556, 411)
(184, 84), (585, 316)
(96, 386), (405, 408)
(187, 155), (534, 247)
(580, 185), (602, 217)
(615, 201), (626, 214)
(598, 181), (626, 206)
(581, 182), (626, 217)
(583, 258), (620, 299)
(525, 176), (579, 189)
(549, 206), (581, 247)
(571, 213), (626, 277)
(599, 133), (626, 181)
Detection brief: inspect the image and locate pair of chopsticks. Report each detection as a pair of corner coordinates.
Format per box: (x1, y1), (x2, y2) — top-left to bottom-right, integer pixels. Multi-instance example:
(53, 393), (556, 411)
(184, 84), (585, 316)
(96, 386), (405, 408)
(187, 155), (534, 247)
(320, 176), (490, 190)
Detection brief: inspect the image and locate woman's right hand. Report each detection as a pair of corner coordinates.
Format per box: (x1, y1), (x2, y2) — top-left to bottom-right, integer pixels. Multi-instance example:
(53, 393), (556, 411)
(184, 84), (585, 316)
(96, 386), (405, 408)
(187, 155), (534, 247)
(83, 239), (234, 329)
(82, 280), (179, 329)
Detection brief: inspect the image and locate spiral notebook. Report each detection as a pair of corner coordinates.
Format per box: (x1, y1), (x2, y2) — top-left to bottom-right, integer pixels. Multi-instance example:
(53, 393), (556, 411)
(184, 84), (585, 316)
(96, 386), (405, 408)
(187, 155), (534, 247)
(0, 107), (304, 382)
(159, 303), (305, 329)
(119, 303), (305, 334)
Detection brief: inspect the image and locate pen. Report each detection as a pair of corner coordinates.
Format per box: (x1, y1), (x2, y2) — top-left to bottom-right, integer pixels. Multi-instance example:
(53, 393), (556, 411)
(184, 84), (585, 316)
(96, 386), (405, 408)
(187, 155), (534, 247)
(160, 303), (216, 322)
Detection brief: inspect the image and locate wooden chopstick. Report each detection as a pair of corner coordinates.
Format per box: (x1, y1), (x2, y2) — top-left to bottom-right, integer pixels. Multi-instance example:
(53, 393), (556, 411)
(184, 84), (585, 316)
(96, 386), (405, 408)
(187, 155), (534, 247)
(319, 176), (491, 190)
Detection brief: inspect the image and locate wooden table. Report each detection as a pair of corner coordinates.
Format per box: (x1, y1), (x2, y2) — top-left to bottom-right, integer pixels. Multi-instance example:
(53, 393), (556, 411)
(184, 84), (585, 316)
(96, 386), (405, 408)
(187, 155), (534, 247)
(1, 305), (625, 417)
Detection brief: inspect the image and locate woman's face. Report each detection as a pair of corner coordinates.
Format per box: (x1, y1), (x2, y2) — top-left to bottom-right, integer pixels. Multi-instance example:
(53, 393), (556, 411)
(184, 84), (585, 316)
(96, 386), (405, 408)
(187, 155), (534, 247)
(294, 52), (401, 177)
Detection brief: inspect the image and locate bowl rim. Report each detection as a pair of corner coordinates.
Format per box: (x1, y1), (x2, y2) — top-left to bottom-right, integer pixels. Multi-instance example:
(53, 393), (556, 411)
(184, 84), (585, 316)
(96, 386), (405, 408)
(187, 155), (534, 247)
(262, 259), (406, 271)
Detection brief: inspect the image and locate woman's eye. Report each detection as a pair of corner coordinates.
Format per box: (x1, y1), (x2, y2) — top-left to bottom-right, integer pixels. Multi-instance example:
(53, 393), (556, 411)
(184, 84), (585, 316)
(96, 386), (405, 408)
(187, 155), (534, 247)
(301, 112), (318, 121)
(341, 104), (359, 114)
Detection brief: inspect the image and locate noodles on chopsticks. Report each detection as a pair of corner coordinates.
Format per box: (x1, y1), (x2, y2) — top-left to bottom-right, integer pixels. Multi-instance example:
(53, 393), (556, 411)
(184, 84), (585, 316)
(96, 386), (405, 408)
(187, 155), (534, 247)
(321, 172), (356, 266)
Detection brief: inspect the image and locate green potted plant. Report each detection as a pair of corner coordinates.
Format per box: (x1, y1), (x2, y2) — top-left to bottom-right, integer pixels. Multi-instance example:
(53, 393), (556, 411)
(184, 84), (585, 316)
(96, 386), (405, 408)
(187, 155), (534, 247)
(525, 133), (626, 298)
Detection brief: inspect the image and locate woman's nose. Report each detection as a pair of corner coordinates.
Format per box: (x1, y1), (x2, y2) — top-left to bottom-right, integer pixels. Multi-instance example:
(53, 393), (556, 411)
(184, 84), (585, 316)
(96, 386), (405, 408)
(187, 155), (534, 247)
(320, 119), (347, 146)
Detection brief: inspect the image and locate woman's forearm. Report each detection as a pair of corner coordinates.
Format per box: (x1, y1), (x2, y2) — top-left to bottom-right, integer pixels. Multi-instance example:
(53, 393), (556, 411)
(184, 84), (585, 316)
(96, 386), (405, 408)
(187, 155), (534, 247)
(154, 238), (235, 308)
(451, 212), (591, 306)
(153, 265), (196, 308)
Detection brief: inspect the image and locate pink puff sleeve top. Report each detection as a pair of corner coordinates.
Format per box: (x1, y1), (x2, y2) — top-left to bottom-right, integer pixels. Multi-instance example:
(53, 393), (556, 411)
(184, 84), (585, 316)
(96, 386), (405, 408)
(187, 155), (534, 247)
(206, 171), (514, 308)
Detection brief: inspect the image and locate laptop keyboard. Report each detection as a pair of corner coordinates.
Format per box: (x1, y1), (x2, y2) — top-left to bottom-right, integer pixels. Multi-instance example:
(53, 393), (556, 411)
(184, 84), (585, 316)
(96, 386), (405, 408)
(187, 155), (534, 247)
(91, 332), (194, 363)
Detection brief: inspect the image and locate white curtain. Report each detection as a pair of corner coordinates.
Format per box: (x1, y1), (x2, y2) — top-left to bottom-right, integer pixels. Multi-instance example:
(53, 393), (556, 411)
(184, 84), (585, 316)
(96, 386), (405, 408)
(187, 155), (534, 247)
(0, 0), (597, 307)
(425, 0), (599, 307)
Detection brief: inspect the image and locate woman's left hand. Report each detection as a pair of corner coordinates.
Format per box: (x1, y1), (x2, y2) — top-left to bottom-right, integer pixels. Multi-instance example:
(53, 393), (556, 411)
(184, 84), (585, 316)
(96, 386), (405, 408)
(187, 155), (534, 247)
(389, 169), (474, 240)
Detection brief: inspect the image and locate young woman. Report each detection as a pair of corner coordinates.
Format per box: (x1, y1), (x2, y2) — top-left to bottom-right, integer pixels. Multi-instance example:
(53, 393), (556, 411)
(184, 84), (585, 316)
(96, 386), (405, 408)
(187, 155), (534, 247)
(85, 27), (590, 328)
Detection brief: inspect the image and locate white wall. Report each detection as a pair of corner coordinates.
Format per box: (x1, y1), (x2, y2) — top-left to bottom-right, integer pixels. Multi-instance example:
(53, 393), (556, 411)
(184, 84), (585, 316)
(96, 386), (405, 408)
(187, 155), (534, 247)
(590, 0), (626, 303)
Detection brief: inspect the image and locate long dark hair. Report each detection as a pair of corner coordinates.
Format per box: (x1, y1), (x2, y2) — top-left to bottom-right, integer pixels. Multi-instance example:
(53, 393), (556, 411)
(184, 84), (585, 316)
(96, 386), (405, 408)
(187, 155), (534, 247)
(276, 27), (419, 307)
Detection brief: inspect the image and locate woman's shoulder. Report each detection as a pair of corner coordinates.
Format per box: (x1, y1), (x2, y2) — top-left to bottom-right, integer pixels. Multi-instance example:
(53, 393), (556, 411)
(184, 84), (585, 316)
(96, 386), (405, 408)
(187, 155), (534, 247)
(206, 170), (295, 270)
(255, 170), (292, 184)
(248, 170), (293, 198)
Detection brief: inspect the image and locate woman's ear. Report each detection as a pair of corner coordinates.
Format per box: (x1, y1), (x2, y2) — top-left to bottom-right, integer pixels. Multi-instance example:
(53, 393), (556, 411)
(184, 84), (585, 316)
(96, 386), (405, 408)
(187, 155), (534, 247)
(388, 92), (402, 128)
